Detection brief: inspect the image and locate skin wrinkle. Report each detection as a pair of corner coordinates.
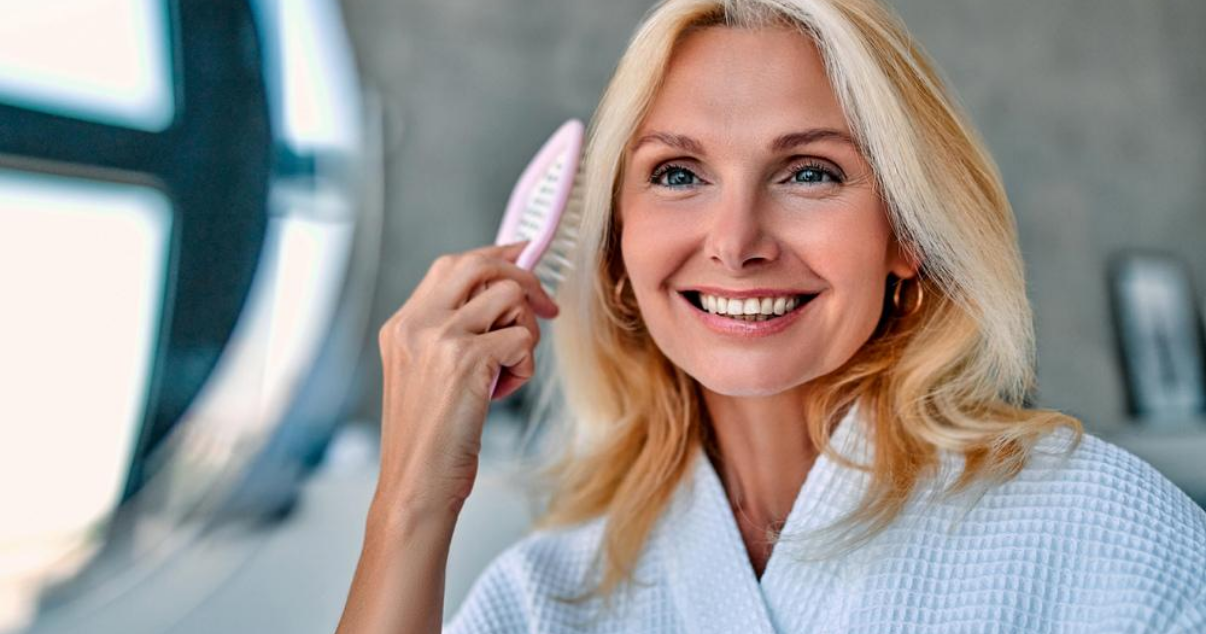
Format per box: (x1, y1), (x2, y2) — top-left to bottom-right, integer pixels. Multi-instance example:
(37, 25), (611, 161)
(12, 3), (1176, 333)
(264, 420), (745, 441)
(617, 26), (916, 578)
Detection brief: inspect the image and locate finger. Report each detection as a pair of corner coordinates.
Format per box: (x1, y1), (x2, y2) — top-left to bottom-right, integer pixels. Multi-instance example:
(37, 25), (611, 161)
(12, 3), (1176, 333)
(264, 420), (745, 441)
(465, 241), (530, 276)
(454, 279), (528, 334)
(492, 339), (536, 400)
(441, 250), (559, 318)
(507, 304), (541, 357)
(477, 325), (536, 375)
(492, 366), (529, 401)
(485, 239), (530, 262)
(476, 288), (542, 348)
(497, 309), (539, 395)
(478, 242), (559, 317)
(414, 240), (527, 300)
(478, 325), (538, 401)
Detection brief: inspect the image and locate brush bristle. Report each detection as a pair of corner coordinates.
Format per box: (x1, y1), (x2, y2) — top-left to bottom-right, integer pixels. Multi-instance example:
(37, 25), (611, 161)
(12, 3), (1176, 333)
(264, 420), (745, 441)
(532, 163), (585, 295)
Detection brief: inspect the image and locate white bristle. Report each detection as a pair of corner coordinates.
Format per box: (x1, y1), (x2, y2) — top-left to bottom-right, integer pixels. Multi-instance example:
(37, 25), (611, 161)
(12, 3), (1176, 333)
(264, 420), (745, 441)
(545, 252), (573, 270)
(519, 158), (583, 297)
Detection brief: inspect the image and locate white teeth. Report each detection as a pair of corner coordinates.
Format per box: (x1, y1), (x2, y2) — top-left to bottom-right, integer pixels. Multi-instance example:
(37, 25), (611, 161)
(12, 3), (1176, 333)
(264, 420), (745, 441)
(695, 292), (810, 320)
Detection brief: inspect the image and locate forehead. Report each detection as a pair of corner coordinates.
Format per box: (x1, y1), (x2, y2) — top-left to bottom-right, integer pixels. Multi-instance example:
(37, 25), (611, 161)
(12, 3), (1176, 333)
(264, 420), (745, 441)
(636, 26), (851, 147)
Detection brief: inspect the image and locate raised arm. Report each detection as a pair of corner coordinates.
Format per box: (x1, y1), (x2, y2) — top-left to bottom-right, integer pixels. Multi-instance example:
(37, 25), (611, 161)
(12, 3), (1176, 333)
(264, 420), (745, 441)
(335, 240), (557, 634)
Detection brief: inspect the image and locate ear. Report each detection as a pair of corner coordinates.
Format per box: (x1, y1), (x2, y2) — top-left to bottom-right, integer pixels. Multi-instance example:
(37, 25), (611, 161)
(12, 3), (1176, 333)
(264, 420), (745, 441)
(888, 239), (923, 280)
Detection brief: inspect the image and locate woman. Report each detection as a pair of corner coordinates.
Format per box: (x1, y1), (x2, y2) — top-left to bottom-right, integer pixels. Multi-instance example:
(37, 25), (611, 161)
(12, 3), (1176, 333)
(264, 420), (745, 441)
(337, 0), (1206, 632)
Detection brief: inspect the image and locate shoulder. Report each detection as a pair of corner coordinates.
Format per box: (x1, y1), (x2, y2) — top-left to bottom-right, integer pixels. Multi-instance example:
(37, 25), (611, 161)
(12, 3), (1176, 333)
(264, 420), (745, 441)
(443, 517), (608, 633)
(1020, 426), (1206, 543)
(944, 425), (1206, 613)
(1002, 426), (1205, 559)
(871, 426), (1206, 628)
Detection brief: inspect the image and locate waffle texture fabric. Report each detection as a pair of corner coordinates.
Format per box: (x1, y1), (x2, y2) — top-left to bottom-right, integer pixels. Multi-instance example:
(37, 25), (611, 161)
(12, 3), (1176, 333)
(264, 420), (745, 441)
(445, 402), (1206, 633)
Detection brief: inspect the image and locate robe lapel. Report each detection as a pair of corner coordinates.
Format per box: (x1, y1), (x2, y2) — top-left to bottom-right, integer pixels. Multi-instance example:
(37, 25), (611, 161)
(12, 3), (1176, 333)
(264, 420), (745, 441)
(758, 402), (874, 632)
(661, 401), (872, 634)
(662, 448), (776, 634)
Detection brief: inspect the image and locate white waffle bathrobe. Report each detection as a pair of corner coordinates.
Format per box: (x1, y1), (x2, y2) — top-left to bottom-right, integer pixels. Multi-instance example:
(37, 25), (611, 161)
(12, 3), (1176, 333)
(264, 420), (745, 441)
(444, 403), (1206, 633)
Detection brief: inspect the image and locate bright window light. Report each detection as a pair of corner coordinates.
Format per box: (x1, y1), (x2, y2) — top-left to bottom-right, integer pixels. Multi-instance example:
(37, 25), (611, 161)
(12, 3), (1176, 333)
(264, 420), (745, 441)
(0, 0), (174, 131)
(256, 0), (361, 151)
(0, 169), (173, 569)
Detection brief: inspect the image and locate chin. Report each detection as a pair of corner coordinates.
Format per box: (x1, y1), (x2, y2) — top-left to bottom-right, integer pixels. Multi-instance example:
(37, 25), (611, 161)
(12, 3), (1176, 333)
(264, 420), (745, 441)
(688, 366), (811, 397)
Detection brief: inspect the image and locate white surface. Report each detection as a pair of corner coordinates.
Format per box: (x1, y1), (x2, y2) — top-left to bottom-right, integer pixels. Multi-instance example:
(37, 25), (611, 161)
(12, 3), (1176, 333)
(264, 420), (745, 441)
(255, 0), (362, 151)
(0, 0), (174, 130)
(0, 170), (172, 631)
(19, 415), (535, 634)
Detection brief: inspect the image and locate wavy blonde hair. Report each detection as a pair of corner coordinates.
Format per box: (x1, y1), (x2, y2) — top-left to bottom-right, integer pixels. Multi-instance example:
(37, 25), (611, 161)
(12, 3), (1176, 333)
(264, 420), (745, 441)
(527, 0), (1083, 605)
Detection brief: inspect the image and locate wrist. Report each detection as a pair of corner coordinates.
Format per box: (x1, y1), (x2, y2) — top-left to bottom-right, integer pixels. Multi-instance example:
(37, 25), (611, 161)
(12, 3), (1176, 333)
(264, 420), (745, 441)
(367, 489), (462, 538)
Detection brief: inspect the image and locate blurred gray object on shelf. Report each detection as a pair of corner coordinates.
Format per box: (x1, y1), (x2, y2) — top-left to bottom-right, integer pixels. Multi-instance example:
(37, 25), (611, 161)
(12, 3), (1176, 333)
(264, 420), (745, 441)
(1108, 251), (1206, 427)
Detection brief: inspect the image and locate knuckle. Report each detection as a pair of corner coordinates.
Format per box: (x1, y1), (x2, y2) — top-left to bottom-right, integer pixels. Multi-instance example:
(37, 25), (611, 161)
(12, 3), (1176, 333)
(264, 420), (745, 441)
(497, 279), (524, 301)
(518, 311), (540, 345)
(440, 335), (477, 372)
(464, 252), (490, 272)
(378, 317), (401, 350)
(430, 321), (459, 346)
(379, 319), (418, 367)
(377, 321), (392, 349)
(431, 254), (455, 274)
(414, 320), (443, 346)
(515, 327), (536, 349)
(445, 335), (472, 359)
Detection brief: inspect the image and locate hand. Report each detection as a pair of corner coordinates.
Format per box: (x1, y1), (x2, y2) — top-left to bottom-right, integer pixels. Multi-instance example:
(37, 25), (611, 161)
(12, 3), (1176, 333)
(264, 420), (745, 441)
(372, 240), (559, 523)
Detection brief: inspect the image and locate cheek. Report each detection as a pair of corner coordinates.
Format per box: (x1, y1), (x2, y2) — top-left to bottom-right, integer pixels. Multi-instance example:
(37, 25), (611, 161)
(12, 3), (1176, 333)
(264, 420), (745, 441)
(618, 203), (693, 292)
(797, 202), (895, 285)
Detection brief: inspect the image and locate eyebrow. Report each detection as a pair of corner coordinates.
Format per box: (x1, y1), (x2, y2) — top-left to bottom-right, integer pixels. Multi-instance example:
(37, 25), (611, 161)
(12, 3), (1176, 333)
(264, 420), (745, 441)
(630, 131), (704, 155)
(629, 127), (858, 155)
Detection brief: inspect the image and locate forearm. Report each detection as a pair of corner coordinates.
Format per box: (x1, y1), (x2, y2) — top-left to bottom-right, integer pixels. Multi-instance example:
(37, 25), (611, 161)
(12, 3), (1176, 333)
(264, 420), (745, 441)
(335, 498), (458, 634)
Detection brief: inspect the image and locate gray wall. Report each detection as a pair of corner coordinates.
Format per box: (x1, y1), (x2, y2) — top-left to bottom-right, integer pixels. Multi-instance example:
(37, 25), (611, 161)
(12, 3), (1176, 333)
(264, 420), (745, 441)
(338, 0), (1206, 434)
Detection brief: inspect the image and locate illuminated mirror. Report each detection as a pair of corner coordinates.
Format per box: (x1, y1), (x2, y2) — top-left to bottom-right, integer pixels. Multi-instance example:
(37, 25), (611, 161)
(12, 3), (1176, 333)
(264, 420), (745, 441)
(0, 0), (175, 131)
(0, 1), (380, 631)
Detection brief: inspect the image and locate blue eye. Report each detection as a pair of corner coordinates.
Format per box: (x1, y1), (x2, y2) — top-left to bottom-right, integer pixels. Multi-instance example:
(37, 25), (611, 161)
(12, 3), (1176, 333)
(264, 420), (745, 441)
(791, 163), (842, 185)
(650, 165), (700, 188)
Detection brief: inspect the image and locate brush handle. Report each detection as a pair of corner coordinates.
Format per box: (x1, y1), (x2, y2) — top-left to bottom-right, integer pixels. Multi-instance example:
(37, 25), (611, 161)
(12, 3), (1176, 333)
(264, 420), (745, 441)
(489, 367), (503, 400)
(486, 120), (583, 400)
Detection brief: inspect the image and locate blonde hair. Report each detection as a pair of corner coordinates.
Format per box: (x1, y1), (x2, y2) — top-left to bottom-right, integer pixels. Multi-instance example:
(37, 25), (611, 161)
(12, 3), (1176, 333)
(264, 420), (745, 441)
(529, 0), (1083, 605)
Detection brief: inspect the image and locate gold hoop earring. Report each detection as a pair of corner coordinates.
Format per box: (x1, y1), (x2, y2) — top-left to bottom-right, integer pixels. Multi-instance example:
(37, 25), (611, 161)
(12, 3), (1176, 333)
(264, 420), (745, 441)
(892, 276), (924, 316)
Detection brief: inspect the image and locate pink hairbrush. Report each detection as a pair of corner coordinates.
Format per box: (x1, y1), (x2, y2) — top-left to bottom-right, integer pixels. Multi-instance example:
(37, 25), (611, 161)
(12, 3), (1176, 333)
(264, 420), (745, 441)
(489, 119), (585, 399)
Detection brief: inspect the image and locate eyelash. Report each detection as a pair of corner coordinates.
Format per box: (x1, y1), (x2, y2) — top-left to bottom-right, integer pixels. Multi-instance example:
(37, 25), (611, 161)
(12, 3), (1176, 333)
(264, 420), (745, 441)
(648, 161), (845, 189)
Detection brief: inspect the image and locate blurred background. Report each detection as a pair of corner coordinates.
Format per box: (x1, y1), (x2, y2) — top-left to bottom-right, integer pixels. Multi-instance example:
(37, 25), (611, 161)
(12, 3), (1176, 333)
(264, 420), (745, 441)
(1, 0), (1204, 632)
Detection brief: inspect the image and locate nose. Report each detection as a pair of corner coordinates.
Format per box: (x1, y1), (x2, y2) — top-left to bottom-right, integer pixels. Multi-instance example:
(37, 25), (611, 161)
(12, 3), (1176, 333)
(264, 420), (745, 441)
(704, 187), (780, 271)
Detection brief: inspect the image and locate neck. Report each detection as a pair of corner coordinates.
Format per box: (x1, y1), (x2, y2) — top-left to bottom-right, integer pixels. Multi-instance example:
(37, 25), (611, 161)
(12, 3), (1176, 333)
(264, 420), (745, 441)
(700, 385), (819, 531)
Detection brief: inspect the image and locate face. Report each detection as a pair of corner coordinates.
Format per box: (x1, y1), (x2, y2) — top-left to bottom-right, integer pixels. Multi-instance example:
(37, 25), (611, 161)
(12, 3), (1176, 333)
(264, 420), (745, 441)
(618, 26), (917, 397)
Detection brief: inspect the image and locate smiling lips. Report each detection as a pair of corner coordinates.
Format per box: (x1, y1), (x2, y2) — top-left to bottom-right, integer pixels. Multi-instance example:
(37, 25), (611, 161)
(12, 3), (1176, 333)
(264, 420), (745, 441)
(682, 290), (819, 322)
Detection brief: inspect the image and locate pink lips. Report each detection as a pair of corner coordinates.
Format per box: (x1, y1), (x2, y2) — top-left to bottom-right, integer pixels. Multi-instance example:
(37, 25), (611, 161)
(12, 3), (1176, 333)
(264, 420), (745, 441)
(678, 290), (820, 338)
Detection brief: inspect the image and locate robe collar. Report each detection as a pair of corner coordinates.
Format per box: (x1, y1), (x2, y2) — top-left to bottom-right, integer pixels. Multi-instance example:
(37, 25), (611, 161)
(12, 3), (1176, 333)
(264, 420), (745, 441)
(655, 400), (876, 633)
